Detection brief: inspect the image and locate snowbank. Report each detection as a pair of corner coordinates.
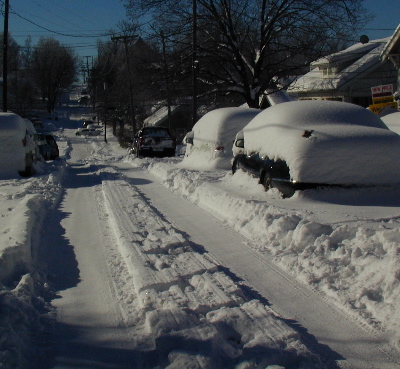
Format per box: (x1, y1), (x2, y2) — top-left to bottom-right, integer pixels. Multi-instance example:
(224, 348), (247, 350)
(0, 114), (69, 368)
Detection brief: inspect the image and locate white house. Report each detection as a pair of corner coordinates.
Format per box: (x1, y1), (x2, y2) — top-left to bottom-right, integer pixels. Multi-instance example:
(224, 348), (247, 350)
(288, 38), (397, 107)
(380, 24), (400, 98)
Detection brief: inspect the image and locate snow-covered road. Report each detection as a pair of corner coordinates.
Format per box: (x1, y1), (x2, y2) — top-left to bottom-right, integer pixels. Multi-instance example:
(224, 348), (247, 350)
(33, 118), (400, 369)
(38, 140), (140, 368)
(113, 162), (400, 369)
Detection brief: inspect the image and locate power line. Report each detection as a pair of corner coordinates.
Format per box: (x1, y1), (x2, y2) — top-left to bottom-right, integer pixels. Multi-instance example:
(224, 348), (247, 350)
(10, 9), (111, 38)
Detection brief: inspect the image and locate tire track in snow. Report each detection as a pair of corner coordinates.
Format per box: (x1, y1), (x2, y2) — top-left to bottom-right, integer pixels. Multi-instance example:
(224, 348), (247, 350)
(115, 162), (400, 369)
(99, 169), (324, 368)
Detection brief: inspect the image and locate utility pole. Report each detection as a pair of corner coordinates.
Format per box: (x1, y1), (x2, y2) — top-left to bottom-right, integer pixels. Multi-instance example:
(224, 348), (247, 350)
(3, 0), (9, 112)
(82, 56), (92, 84)
(192, 0), (198, 126)
(111, 35), (137, 136)
(161, 31), (172, 131)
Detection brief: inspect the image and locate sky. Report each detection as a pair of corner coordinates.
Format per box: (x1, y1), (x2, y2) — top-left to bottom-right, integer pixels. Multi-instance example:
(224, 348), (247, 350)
(1, 0), (400, 70)
(4, 0), (129, 63)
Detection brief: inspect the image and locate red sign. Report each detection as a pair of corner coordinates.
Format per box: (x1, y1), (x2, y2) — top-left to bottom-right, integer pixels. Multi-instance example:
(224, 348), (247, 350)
(371, 84), (394, 98)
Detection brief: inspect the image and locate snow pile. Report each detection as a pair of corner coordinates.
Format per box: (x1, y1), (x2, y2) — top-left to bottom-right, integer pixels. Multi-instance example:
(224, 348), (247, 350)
(182, 107), (260, 170)
(0, 116), (69, 368)
(241, 100), (400, 184)
(0, 273), (54, 369)
(134, 157), (400, 348)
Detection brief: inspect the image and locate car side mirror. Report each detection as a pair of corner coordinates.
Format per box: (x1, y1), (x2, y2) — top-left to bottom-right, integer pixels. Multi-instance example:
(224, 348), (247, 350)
(235, 139), (244, 148)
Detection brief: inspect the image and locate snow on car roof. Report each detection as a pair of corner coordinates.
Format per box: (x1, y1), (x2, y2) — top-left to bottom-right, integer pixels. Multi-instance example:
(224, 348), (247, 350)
(192, 107), (261, 145)
(242, 100), (400, 185)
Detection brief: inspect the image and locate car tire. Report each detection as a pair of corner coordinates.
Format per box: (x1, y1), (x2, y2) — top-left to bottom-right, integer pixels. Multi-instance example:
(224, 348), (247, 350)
(279, 184), (296, 199)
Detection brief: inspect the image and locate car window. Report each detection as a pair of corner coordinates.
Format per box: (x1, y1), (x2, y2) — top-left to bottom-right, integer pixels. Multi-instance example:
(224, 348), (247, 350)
(235, 138), (244, 148)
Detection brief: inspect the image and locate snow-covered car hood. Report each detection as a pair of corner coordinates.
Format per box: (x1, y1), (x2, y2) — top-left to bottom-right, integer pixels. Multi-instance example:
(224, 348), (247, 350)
(242, 100), (400, 185)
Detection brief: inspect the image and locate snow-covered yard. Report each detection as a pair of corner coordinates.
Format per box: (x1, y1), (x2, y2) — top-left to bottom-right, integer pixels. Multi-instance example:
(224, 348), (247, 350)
(2, 108), (400, 368)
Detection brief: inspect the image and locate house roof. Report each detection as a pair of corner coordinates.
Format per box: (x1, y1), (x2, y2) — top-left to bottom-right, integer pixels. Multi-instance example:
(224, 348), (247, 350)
(289, 38), (390, 93)
(381, 24), (400, 61)
(144, 105), (181, 126)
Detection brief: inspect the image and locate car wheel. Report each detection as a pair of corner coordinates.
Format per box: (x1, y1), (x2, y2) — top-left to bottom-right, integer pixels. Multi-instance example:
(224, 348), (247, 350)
(279, 184), (296, 199)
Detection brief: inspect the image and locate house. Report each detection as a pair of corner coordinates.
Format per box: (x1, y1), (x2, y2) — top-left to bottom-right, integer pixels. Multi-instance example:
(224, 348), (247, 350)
(288, 38), (398, 107)
(380, 24), (400, 98)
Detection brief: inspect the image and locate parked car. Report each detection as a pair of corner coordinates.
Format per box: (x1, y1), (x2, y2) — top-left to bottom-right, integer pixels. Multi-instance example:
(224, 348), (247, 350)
(0, 113), (35, 178)
(82, 119), (94, 127)
(181, 130), (194, 157)
(44, 134), (59, 160)
(37, 133), (52, 160)
(130, 127), (176, 157)
(182, 107), (260, 170)
(232, 100), (400, 197)
(23, 118), (41, 162)
(75, 127), (102, 136)
(30, 117), (44, 129)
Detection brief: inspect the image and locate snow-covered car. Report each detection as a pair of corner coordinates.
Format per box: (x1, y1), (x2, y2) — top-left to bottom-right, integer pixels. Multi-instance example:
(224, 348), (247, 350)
(82, 119), (94, 127)
(181, 107), (260, 170)
(39, 134), (59, 160)
(232, 100), (400, 197)
(37, 133), (52, 160)
(75, 127), (102, 136)
(130, 127), (176, 157)
(183, 130), (194, 155)
(0, 113), (35, 178)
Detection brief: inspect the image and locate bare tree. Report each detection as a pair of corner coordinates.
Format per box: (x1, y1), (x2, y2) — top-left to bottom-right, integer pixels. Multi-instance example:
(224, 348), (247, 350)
(89, 35), (162, 134)
(32, 37), (78, 112)
(124, 0), (371, 108)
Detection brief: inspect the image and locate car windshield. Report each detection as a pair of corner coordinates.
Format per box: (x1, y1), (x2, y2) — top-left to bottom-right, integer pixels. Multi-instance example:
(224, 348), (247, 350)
(142, 128), (170, 137)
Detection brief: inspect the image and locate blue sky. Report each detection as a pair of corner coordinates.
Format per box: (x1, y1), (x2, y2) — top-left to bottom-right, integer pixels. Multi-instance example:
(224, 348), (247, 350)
(5, 0), (128, 59)
(2, 0), (400, 60)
